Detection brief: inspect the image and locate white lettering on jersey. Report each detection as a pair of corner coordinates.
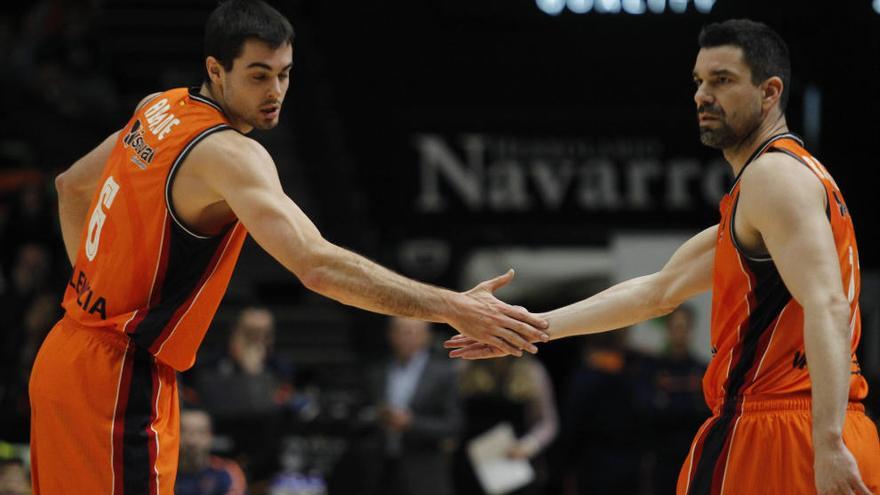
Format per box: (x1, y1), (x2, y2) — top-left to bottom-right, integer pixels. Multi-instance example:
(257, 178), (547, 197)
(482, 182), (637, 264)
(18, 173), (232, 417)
(143, 98), (181, 140)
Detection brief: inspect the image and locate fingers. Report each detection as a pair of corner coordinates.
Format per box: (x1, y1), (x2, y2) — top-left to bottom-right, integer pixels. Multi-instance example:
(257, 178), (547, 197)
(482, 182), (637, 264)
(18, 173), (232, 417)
(444, 335), (477, 348)
(481, 269), (515, 292)
(501, 304), (550, 335)
(449, 343), (506, 360)
(488, 335), (524, 357)
(500, 310), (550, 344)
(495, 327), (538, 354)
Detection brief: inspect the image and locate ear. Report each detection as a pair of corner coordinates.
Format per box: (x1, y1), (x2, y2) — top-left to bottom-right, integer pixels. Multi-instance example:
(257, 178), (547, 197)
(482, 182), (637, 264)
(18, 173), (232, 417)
(205, 56), (225, 86)
(761, 76), (784, 111)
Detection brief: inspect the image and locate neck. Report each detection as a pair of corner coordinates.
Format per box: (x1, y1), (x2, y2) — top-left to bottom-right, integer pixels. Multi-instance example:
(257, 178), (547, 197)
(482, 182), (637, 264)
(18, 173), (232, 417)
(723, 110), (789, 176)
(199, 82), (254, 134)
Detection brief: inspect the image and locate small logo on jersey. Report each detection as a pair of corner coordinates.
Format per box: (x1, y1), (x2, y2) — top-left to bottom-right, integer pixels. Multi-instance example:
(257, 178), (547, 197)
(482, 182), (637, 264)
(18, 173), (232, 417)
(122, 119), (155, 170)
(792, 350), (808, 370)
(144, 97), (181, 141)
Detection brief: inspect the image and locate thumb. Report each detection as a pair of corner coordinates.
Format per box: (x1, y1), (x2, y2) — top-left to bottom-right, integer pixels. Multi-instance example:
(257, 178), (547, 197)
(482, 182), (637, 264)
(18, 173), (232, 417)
(483, 269), (515, 292)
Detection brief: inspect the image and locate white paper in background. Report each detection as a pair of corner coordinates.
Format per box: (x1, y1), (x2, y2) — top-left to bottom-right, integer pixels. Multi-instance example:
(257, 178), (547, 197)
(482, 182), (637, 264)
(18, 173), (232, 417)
(466, 422), (535, 495)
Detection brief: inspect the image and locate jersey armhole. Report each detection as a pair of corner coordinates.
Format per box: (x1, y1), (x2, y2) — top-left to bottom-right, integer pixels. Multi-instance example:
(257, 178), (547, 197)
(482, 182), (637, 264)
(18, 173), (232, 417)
(164, 124), (234, 239)
(767, 147), (831, 219)
(729, 193), (773, 263)
(730, 148), (833, 264)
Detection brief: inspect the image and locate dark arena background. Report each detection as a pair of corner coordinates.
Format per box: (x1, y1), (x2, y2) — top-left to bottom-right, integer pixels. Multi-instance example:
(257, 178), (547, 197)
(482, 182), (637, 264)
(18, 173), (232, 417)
(1, 1), (878, 494)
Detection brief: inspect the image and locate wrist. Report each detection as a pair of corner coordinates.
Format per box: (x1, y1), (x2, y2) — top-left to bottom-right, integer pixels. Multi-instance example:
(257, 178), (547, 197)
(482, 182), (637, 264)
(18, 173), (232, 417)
(438, 290), (467, 324)
(813, 429), (844, 450)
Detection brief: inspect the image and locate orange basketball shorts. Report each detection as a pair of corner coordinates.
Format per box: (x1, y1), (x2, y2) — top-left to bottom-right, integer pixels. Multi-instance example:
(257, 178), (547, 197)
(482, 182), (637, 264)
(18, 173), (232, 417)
(29, 316), (179, 494)
(676, 396), (880, 495)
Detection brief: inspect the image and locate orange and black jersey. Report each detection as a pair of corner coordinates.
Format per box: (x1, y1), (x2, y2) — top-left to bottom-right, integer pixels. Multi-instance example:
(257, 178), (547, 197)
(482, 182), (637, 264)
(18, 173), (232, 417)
(61, 87), (247, 371)
(682, 133), (868, 494)
(705, 133), (866, 410)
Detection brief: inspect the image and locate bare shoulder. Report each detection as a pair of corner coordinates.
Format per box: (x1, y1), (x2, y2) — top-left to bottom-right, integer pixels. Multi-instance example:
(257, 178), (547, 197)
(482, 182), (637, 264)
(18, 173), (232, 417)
(193, 131), (271, 167)
(738, 151), (826, 231)
(184, 130), (279, 192)
(739, 151), (825, 207)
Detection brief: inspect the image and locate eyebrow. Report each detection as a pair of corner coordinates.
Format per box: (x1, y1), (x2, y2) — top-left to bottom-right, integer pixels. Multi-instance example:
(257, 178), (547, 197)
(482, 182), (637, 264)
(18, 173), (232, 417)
(246, 62), (293, 71)
(693, 68), (737, 78)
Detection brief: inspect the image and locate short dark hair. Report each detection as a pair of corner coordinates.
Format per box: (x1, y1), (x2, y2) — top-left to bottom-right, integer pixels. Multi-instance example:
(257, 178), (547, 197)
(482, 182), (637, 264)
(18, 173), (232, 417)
(204, 0), (294, 81)
(698, 19), (791, 112)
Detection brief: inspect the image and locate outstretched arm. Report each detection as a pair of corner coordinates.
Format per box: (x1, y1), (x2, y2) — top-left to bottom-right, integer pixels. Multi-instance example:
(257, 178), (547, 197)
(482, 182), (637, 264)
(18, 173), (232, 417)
(189, 133), (549, 356)
(447, 224), (716, 358)
(737, 154), (869, 495)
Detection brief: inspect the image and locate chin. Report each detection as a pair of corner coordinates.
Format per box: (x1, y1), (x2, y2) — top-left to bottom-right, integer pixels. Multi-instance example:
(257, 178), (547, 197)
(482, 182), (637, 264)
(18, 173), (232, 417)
(250, 119), (279, 131)
(699, 132), (724, 149)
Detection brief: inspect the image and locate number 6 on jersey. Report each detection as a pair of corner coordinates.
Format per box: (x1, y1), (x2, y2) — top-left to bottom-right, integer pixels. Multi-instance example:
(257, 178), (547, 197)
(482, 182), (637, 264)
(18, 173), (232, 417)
(85, 176), (120, 261)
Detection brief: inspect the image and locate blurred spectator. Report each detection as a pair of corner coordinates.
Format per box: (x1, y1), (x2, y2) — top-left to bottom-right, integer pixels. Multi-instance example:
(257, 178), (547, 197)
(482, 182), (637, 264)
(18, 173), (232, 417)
(357, 317), (461, 495)
(192, 307), (292, 484)
(0, 182), (57, 270)
(454, 355), (558, 495)
(267, 436), (328, 495)
(176, 408), (247, 495)
(646, 305), (708, 495)
(0, 458), (29, 495)
(0, 241), (60, 443)
(559, 331), (651, 495)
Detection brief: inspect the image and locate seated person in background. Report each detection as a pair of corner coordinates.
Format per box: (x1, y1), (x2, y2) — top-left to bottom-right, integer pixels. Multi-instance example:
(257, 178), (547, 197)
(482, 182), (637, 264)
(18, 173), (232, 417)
(193, 306), (291, 482)
(176, 408), (247, 495)
(196, 307), (291, 417)
(454, 355), (558, 495)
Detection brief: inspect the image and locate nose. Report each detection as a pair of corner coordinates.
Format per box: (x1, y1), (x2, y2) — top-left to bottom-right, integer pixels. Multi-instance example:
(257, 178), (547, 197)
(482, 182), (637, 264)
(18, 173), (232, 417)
(267, 77), (282, 101)
(694, 82), (714, 109)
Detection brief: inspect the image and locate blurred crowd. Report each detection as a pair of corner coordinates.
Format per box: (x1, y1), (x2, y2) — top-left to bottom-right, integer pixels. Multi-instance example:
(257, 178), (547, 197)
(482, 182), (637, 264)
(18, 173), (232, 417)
(1, 2), (709, 494)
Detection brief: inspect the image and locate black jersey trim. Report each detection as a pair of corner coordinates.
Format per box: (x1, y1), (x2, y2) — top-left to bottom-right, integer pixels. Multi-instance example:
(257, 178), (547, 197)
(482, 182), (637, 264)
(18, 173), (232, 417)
(164, 124), (232, 240)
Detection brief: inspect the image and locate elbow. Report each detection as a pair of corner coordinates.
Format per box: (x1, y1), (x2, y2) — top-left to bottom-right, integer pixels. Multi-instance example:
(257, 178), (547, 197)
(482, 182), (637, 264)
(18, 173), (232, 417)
(297, 243), (336, 294)
(55, 169), (88, 199)
(649, 272), (680, 318)
(300, 264), (329, 293)
(803, 293), (852, 334)
(55, 171), (70, 196)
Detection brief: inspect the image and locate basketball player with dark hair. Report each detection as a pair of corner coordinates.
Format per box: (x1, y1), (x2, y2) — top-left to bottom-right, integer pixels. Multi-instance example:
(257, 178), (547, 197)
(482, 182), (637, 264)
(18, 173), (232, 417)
(29, 1), (548, 493)
(447, 19), (879, 495)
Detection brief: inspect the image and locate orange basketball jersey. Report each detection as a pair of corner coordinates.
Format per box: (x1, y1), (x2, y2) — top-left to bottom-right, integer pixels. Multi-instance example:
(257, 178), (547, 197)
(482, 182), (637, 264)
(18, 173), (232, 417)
(705, 133), (867, 412)
(61, 87), (247, 371)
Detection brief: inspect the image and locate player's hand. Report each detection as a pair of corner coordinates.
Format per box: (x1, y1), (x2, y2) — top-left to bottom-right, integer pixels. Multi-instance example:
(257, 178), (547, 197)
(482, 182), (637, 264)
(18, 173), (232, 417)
(444, 334), (508, 360)
(446, 269), (549, 357)
(814, 440), (871, 495)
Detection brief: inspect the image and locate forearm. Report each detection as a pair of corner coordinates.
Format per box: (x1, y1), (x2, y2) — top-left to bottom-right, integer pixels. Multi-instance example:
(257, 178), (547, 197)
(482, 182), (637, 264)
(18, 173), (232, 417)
(545, 273), (670, 340)
(303, 243), (458, 323)
(804, 301), (852, 449)
(57, 187), (93, 265)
